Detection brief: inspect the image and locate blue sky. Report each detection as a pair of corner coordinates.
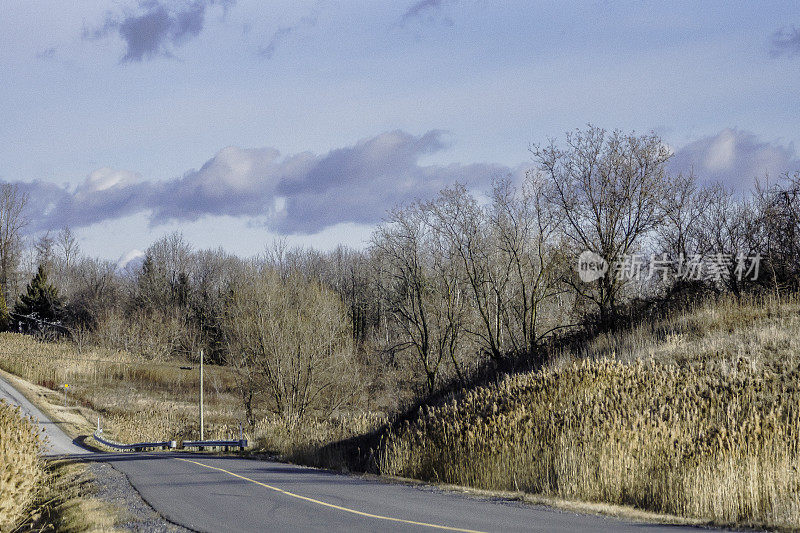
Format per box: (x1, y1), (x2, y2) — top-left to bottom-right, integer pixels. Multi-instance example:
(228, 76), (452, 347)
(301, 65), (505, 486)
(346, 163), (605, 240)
(2, 1), (800, 263)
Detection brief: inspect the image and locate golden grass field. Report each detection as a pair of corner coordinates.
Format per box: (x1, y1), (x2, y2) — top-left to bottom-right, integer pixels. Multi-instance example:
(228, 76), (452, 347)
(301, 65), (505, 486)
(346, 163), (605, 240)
(378, 294), (800, 530)
(0, 334), (244, 445)
(0, 332), (380, 456)
(0, 400), (43, 531)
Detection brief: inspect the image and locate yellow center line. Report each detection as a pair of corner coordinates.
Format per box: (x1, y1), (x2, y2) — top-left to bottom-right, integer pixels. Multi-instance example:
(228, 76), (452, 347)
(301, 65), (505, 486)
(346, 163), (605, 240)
(175, 457), (487, 533)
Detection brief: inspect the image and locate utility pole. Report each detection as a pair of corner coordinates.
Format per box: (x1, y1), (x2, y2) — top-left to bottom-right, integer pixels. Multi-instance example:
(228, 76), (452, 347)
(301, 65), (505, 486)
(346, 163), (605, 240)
(199, 349), (204, 441)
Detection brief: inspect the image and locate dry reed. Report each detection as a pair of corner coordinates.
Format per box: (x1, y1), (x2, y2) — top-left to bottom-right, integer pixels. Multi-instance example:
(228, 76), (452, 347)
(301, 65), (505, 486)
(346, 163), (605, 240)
(0, 399), (44, 531)
(379, 295), (800, 529)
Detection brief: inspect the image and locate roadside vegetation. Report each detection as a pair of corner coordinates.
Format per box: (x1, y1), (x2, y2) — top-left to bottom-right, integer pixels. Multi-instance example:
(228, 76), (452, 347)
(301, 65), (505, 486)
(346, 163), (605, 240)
(378, 294), (800, 530)
(25, 460), (118, 533)
(1, 126), (800, 529)
(0, 333), (378, 453)
(0, 400), (43, 530)
(1, 376), (119, 532)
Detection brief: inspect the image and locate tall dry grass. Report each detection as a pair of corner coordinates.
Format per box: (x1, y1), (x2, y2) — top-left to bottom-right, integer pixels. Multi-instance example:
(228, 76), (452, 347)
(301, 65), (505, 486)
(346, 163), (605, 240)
(6, 294), (797, 528)
(568, 292), (800, 367)
(0, 333), (377, 454)
(0, 333), (244, 443)
(378, 294), (800, 529)
(0, 400), (44, 531)
(256, 412), (387, 462)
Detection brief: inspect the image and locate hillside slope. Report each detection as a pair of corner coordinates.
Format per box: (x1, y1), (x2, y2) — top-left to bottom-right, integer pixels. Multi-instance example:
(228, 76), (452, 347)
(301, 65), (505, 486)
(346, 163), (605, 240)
(376, 295), (800, 530)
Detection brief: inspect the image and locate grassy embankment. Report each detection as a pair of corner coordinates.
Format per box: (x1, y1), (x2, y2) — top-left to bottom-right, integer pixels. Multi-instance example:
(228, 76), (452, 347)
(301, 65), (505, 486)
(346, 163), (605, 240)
(377, 293), (800, 530)
(0, 336), (240, 445)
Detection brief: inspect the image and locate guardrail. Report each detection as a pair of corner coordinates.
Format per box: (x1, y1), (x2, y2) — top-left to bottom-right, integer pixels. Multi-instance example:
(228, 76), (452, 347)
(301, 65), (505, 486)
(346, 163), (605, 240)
(93, 429), (176, 451)
(93, 423), (247, 452)
(182, 439), (248, 451)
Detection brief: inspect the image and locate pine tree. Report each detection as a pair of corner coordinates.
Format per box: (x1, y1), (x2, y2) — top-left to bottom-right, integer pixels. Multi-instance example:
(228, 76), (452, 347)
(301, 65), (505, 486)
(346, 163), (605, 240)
(14, 264), (62, 323)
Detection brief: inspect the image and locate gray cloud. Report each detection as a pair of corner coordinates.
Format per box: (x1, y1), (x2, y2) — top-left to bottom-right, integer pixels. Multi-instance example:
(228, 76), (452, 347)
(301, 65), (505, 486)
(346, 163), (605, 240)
(403, 0), (443, 20)
(401, 0), (454, 26)
(15, 131), (509, 235)
(85, 0), (233, 62)
(669, 129), (800, 193)
(272, 130), (505, 232)
(257, 14), (317, 60)
(770, 25), (800, 57)
(19, 129), (796, 235)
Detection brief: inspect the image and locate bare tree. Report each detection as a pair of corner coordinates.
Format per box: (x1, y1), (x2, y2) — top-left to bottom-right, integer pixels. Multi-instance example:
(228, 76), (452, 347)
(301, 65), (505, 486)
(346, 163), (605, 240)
(490, 175), (566, 355)
(65, 258), (120, 326)
(658, 173), (709, 265)
(372, 205), (450, 393)
(223, 267), (358, 425)
(325, 246), (378, 347)
(190, 247), (247, 363)
(134, 232), (194, 310)
(33, 231), (55, 269)
(427, 222), (471, 384)
(56, 226), (80, 270)
(753, 172), (800, 292)
(655, 173), (717, 298)
(426, 185), (508, 361)
(696, 184), (759, 296)
(533, 126), (672, 323)
(263, 240), (329, 284)
(0, 184), (28, 304)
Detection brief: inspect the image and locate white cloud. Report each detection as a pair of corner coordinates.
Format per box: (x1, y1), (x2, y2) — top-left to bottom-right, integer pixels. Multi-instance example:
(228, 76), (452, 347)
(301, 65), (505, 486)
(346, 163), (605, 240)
(117, 248), (145, 269)
(669, 128), (800, 193)
(13, 130), (509, 235)
(82, 167), (140, 193)
(703, 129), (736, 172)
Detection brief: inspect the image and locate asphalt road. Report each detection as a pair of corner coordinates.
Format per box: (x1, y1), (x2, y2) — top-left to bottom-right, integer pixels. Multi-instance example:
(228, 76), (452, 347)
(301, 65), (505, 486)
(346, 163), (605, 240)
(0, 374), (708, 533)
(0, 373), (90, 455)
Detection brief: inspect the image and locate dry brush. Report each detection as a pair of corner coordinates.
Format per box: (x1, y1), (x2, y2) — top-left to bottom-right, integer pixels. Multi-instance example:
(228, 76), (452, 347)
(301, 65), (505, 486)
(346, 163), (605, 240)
(0, 399), (44, 531)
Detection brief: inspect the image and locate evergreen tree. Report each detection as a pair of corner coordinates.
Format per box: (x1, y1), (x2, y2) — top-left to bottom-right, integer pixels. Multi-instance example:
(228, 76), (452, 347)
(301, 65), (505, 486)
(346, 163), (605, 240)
(14, 264), (62, 323)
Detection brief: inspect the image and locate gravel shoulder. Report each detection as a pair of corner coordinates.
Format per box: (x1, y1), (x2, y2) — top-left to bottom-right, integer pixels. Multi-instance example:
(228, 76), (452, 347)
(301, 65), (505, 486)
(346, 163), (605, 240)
(85, 461), (192, 533)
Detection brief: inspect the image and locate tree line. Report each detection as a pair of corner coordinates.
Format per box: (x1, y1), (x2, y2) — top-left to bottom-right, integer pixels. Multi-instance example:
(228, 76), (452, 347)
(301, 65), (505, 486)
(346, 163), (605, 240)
(2, 126), (799, 424)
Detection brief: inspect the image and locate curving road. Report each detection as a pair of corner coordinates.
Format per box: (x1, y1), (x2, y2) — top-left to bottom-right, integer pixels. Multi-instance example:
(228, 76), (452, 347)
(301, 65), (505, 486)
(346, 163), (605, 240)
(0, 374), (90, 456)
(0, 374), (707, 533)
